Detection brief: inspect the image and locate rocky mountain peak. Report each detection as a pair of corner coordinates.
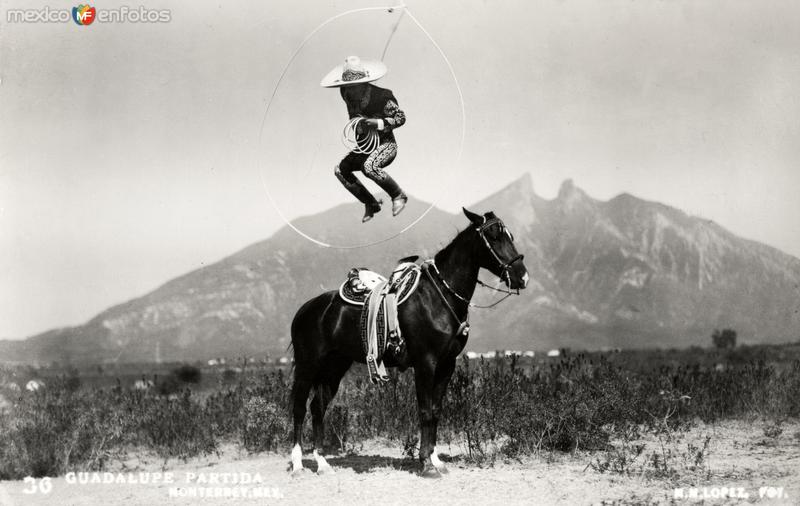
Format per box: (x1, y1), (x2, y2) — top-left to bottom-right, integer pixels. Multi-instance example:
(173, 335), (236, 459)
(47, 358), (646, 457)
(473, 173), (540, 231)
(2, 176), (799, 365)
(556, 178), (595, 212)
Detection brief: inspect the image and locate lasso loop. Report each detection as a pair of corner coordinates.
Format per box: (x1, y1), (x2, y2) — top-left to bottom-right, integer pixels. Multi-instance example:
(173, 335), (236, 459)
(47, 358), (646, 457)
(258, 4), (466, 250)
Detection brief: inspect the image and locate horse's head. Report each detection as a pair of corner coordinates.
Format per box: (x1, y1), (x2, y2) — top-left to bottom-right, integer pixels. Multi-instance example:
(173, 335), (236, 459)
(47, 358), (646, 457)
(463, 208), (529, 290)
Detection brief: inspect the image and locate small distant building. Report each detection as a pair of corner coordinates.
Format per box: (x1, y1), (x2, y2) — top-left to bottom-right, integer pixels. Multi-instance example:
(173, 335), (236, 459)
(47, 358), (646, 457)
(465, 351), (479, 360)
(481, 351), (496, 359)
(25, 379), (44, 391)
(523, 351), (535, 358)
(133, 379), (154, 390)
(547, 349), (560, 358)
(279, 357), (289, 365)
(207, 359), (219, 366)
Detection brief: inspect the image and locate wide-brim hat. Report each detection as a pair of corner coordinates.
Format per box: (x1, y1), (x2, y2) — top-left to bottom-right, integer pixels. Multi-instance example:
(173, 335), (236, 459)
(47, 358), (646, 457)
(320, 56), (387, 88)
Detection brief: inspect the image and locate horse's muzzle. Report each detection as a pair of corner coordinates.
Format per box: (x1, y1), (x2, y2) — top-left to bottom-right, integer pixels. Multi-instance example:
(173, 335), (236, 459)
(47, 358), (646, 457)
(504, 262), (529, 290)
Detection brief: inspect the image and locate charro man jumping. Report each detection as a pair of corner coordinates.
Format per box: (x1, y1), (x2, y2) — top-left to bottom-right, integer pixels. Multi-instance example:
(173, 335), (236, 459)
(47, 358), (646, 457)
(321, 56), (409, 222)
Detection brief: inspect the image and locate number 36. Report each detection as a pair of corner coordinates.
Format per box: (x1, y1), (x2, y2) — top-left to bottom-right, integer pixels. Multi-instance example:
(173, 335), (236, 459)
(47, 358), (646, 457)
(23, 476), (52, 494)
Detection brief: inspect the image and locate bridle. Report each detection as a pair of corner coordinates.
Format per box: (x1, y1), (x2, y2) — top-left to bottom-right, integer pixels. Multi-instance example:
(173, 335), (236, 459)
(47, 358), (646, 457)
(475, 217), (525, 290)
(422, 216), (526, 336)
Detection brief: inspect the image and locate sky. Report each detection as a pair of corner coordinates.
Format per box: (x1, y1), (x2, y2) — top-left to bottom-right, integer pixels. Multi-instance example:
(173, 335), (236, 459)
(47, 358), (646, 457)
(1, 0), (799, 339)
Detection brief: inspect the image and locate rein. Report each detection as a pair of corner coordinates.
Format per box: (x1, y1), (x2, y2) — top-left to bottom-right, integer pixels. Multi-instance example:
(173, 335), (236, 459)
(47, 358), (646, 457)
(422, 263), (470, 337)
(424, 259), (518, 310)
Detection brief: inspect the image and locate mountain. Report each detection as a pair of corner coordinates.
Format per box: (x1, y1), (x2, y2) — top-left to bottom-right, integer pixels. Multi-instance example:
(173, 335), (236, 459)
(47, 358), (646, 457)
(471, 177), (800, 351)
(2, 175), (799, 364)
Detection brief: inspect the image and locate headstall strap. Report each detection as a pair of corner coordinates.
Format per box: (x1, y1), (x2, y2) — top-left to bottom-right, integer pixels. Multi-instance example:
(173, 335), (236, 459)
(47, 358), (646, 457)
(475, 217), (524, 290)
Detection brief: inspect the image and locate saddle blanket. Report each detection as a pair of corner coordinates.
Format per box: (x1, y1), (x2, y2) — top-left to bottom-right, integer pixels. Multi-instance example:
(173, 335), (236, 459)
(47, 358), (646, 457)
(337, 261), (421, 383)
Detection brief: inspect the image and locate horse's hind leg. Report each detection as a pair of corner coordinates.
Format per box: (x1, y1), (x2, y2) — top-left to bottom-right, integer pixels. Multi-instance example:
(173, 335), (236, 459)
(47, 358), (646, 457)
(310, 356), (352, 475)
(290, 371), (314, 475)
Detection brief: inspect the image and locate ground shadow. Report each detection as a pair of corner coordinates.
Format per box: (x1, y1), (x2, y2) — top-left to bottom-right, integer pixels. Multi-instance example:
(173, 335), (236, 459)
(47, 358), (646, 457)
(299, 453), (459, 475)
(300, 455), (416, 474)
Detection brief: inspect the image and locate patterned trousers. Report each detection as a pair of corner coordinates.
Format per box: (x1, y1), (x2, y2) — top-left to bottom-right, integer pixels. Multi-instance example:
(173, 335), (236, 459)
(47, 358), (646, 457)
(334, 142), (403, 205)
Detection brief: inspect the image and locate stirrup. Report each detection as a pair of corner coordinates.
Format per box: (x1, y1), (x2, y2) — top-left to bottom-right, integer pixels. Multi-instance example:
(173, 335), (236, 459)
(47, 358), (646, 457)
(362, 200), (383, 223)
(392, 193), (408, 217)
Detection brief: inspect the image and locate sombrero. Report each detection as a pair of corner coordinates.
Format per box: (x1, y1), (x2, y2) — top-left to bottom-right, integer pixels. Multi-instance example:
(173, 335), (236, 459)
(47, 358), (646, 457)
(320, 56), (387, 88)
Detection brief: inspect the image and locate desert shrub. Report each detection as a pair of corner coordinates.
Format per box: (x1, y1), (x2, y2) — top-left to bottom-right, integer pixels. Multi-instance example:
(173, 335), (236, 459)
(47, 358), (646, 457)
(324, 404), (353, 453)
(173, 365), (202, 384)
(712, 328), (737, 349)
(1, 349), (798, 479)
(204, 388), (245, 437)
(241, 397), (287, 453)
(156, 374), (182, 396)
(134, 388), (218, 459)
(589, 429), (712, 483)
(0, 379), (130, 478)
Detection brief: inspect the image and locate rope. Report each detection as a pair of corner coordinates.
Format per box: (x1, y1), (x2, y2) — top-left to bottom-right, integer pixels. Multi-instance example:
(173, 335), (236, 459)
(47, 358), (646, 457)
(342, 117), (380, 154)
(257, 4), (466, 250)
(424, 259), (519, 309)
(422, 263), (469, 336)
(380, 6), (407, 60)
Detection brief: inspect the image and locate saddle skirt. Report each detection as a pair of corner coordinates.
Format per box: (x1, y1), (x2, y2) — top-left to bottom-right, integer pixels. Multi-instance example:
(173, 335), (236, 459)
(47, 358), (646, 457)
(337, 261), (422, 383)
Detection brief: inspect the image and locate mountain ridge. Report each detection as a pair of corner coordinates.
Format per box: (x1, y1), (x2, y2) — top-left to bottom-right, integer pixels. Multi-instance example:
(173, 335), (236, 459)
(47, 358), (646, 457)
(2, 175), (798, 364)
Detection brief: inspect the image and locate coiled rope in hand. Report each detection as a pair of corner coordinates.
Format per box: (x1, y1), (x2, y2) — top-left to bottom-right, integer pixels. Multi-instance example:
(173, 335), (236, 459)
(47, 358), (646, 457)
(342, 117), (380, 154)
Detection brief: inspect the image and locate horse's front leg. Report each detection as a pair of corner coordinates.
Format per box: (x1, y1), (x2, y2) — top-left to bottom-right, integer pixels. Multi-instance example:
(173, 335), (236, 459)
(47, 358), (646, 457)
(414, 357), (441, 478)
(429, 356), (456, 475)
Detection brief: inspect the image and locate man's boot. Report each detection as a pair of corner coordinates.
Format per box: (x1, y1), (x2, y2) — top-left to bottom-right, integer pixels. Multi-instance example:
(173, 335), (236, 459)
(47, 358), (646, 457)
(335, 165), (381, 222)
(373, 174), (407, 217)
(392, 192), (408, 217)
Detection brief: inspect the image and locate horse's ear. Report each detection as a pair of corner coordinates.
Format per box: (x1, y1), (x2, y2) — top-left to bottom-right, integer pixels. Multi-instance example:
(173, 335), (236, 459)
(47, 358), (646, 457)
(462, 207), (483, 225)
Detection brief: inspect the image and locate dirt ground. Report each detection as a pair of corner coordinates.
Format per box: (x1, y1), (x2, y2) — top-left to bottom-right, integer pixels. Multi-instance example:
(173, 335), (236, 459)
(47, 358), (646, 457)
(1, 420), (798, 506)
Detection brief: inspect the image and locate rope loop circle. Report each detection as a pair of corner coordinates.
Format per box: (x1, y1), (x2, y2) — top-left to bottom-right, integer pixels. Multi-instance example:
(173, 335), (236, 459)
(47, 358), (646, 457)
(258, 5), (465, 250)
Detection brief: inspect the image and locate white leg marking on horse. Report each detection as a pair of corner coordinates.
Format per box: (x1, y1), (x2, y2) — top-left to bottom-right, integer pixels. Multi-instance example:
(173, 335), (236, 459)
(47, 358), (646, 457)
(291, 444), (303, 472)
(313, 449), (334, 474)
(431, 446), (443, 469)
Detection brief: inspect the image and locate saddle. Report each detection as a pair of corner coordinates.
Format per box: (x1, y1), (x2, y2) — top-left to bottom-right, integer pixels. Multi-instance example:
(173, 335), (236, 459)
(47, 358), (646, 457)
(338, 257), (421, 383)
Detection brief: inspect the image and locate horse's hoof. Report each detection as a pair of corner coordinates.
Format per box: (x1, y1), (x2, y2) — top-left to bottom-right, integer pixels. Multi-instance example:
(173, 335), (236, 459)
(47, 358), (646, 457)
(317, 464), (335, 476)
(420, 464), (442, 479)
(290, 468), (306, 478)
(435, 464), (449, 475)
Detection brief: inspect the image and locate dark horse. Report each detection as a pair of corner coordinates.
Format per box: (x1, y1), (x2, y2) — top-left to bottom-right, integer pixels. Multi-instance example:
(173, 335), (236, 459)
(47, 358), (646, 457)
(289, 208), (528, 477)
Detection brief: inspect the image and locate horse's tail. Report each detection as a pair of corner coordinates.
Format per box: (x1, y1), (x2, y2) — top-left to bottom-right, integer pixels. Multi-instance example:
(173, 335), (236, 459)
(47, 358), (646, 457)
(286, 340), (295, 375)
(288, 294), (321, 378)
(288, 290), (338, 381)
